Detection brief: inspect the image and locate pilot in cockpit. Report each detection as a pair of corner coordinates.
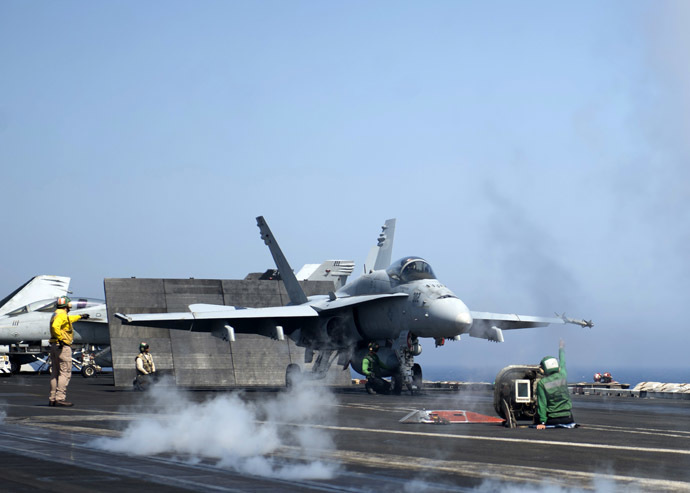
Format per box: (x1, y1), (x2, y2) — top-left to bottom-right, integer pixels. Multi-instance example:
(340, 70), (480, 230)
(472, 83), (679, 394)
(387, 257), (436, 284)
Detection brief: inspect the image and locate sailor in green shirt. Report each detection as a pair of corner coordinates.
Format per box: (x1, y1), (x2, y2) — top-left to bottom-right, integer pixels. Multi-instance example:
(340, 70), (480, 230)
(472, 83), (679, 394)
(362, 342), (391, 394)
(536, 339), (575, 429)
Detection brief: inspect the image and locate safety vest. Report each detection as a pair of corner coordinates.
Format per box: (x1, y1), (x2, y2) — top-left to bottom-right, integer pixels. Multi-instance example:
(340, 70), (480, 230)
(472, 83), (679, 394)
(136, 353), (155, 374)
(363, 352), (385, 377)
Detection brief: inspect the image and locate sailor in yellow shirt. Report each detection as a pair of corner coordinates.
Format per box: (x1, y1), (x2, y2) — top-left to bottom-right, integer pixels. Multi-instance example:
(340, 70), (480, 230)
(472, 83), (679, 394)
(49, 296), (89, 407)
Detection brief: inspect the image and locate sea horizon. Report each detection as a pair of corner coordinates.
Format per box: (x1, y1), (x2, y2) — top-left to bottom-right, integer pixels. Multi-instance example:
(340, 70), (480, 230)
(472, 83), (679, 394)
(350, 365), (690, 386)
(416, 365), (690, 386)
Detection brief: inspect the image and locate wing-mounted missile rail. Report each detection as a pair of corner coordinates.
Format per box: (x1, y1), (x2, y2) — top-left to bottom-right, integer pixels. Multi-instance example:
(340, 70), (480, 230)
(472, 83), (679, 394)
(493, 364), (544, 428)
(557, 313), (594, 328)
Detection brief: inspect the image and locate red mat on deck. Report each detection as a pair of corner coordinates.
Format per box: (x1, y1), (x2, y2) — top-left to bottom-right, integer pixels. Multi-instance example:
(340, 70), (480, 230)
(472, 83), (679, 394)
(400, 409), (505, 424)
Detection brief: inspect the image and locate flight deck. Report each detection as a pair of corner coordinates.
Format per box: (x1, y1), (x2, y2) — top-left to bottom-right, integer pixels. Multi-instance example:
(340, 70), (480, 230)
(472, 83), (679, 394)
(1, 375), (689, 492)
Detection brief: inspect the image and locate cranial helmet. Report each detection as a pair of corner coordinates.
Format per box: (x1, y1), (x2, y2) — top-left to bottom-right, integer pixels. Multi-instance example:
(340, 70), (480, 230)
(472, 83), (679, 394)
(56, 296), (71, 308)
(139, 342), (149, 352)
(368, 342), (380, 352)
(539, 356), (559, 375)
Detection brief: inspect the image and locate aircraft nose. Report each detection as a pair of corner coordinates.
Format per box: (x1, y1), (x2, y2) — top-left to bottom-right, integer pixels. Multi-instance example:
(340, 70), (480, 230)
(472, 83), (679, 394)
(427, 298), (473, 334)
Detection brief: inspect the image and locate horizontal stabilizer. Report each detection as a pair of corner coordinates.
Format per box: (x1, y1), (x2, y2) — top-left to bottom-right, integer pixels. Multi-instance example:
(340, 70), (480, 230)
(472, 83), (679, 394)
(295, 260), (355, 290)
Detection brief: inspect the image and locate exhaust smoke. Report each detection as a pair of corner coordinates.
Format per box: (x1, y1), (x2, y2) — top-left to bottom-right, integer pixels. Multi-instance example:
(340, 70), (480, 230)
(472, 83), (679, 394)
(91, 377), (339, 479)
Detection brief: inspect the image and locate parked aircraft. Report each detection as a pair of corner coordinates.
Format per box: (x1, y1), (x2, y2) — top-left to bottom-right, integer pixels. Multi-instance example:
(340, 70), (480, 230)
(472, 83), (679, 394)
(0, 275), (109, 372)
(116, 217), (592, 393)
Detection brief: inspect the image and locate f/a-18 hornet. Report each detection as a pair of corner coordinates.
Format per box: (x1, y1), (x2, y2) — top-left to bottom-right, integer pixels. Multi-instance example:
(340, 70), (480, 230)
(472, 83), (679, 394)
(116, 217), (592, 393)
(0, 275), (110, 373)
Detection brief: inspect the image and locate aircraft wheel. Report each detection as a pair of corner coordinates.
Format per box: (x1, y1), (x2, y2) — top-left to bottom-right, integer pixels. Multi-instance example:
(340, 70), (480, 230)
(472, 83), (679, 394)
(81, 365), (96, 378)
(286, 363), (301, 388)
(412, 364), (423, 393)
(9, 359), (20, 375)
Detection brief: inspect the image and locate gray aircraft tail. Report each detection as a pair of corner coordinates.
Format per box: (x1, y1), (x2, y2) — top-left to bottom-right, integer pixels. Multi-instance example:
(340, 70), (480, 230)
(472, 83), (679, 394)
(295, 260), (355, 290)
(0, 275), (70, 317)
(364, 219), (396, 273)
(256, 216), (309, 305)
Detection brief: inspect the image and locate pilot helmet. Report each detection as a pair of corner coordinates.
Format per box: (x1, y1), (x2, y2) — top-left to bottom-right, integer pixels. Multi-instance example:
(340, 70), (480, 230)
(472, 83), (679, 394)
(368, 342), (380, 353)
(139, 342), (149, 353)
(539, 356), (559, 375)
(56, 296), (71, 309)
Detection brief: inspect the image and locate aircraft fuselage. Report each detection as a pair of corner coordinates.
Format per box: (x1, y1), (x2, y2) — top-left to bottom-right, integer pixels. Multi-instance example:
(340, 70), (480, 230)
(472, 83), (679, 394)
(0, 299), (110, 346)
(293, 265), (473, 351)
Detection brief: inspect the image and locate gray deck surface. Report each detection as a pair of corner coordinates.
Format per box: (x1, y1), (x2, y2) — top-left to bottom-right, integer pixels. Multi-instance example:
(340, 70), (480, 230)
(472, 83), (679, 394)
(1, 374), (689, 492)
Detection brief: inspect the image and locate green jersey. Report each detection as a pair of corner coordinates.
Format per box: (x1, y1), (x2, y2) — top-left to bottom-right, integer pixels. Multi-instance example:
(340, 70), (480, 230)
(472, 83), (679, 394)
(362, 352), (386, 377)
(536, 347), (572, 424)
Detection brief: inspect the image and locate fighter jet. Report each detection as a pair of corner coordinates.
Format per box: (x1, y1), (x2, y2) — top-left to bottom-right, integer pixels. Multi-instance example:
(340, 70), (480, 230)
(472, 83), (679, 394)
(116, 217), (592, 393)
(0, 275), (109, 372)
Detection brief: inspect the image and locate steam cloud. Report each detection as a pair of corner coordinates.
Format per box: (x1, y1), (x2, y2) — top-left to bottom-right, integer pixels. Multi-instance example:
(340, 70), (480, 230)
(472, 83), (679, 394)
(474, 477), (638, 493)
(91, 377), (339, 479)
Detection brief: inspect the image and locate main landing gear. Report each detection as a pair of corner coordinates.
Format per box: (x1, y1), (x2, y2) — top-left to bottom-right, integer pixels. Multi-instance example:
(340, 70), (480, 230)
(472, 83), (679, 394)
(286, 363), (301, 387)
(394, 332), (424, 395)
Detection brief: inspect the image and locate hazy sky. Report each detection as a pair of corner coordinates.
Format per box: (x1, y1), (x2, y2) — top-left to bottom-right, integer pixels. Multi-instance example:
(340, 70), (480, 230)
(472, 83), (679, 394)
(2, 2), (688, 376)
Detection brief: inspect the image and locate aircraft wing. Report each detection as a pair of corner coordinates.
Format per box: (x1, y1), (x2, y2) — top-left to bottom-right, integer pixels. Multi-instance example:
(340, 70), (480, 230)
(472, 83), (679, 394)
(466, 311), (593, 343)
(470, 311), (593, 330)
(116, 293), (409, 334)
(470, 312), (564, 330)
(115, 304), (319, 334)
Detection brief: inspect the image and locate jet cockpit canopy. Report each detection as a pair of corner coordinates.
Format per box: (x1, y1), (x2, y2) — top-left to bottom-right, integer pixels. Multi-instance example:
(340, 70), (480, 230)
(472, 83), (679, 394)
(386, 257), (437, 283)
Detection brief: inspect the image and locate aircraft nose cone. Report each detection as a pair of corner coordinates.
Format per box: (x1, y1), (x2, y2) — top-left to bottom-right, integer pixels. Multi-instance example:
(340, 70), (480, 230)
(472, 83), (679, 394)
(427, 298), (473, 334)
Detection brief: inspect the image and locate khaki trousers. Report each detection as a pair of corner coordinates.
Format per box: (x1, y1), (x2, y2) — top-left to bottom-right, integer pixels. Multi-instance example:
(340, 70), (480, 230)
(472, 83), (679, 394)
(49, 344), (72, 402)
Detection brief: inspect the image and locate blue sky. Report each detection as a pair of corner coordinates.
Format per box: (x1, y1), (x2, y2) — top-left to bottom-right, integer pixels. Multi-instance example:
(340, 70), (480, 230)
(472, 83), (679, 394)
(2, 2), (688, 378)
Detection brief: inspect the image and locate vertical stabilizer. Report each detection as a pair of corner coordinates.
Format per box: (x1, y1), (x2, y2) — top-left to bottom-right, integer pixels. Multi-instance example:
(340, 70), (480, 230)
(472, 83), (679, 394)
(364, 219), (396, 273)
(256, 216), (309, 305)
(0, 275), (71, 317)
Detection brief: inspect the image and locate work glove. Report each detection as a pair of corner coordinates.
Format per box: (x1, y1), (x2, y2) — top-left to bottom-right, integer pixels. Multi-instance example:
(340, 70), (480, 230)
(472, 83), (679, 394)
(81, 313), (90, 320)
